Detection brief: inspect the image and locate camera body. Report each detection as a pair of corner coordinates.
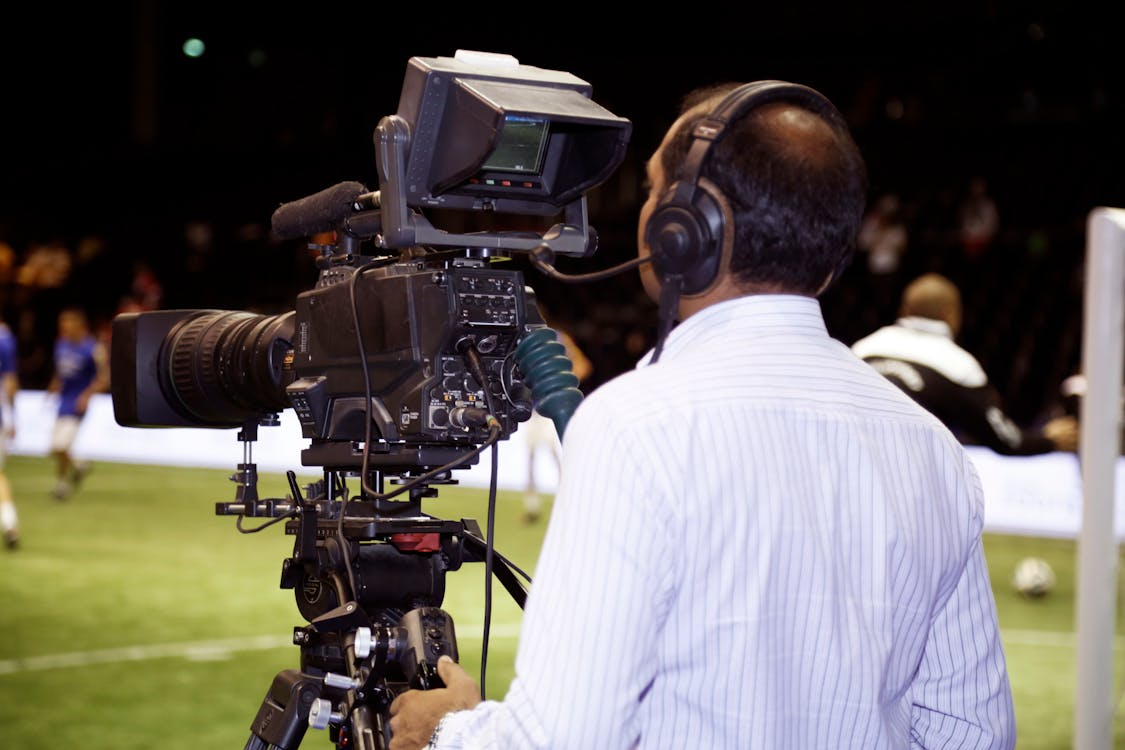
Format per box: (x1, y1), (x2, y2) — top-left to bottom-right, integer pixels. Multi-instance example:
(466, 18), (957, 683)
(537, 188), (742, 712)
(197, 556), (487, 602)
(111, 256), (544, 472)
(285, 258), (540, 470)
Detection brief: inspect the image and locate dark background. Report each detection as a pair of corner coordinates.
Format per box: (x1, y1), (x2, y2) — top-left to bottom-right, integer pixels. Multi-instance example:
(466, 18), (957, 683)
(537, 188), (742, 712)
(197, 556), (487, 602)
(2, 2), (1122, 424)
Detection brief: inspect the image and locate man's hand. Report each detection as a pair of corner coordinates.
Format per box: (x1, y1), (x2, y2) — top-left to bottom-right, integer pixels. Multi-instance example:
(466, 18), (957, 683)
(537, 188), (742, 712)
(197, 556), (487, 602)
(388, 656), (482, 750)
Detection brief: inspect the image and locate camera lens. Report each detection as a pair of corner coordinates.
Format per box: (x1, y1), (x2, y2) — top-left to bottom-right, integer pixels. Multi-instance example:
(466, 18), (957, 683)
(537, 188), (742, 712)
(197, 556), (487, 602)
(159, 310), (296, 425)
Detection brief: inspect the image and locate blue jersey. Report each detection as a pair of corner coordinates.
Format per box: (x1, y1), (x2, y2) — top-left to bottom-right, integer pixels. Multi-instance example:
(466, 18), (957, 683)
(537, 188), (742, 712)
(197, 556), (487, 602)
(54, 335), (99, 417)
(0, 324), (15, 378)
(0, 324), (15, 428)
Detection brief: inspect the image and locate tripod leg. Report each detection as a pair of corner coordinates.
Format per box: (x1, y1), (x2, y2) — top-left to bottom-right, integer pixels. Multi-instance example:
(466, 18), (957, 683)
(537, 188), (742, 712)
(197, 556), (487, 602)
(245, 668), (323, 750)
(243, 735), (271, 750)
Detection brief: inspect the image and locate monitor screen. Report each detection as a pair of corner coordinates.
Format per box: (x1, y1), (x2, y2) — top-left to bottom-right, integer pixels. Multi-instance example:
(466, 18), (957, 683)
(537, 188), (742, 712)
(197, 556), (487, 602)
(482, 116), (549, 174)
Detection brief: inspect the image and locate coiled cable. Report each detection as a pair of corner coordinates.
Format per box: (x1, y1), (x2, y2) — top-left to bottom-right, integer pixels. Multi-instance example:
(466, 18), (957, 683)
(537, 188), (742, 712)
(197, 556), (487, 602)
(512, 327), (584, 439)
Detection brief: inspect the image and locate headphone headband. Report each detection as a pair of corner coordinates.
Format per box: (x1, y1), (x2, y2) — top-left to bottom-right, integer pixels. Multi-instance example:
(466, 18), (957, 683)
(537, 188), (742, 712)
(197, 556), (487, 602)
(646, 80), (843, 297)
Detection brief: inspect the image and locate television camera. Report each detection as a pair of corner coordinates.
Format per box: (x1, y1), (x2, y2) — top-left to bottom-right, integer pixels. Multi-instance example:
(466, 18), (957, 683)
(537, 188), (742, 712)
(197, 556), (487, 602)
(109, 50), (631, 749)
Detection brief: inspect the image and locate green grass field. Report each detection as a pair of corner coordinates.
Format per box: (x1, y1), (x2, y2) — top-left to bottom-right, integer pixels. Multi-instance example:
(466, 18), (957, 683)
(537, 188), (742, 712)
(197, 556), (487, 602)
(1, 455), (1123, 749)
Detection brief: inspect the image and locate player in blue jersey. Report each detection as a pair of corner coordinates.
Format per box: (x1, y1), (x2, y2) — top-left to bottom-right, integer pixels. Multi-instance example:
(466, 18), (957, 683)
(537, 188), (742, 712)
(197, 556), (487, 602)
(0, 317), (19, 547)
(47, 308), (108, 500)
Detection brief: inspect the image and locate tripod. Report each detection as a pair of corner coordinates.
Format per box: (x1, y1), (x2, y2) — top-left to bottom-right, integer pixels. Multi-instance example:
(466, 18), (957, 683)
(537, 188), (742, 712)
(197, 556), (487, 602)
(217, 430), (529, 750)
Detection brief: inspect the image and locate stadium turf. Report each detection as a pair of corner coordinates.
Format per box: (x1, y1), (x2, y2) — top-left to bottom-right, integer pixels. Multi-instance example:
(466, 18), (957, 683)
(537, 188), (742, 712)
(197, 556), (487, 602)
(0, 455), (1121, 749)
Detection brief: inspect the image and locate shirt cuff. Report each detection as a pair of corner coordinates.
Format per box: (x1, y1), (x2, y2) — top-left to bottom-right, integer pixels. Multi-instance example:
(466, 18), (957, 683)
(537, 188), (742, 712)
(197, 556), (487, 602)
(425, 711), (469, 750)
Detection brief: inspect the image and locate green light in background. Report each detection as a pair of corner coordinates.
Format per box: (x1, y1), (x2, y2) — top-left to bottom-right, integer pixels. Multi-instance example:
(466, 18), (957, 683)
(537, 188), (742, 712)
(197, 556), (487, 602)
(182, 38), (206, 58)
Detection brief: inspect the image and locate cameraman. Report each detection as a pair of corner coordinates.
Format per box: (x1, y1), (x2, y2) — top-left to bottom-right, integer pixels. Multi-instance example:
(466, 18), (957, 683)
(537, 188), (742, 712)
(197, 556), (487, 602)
(389, 81), (1015, 749)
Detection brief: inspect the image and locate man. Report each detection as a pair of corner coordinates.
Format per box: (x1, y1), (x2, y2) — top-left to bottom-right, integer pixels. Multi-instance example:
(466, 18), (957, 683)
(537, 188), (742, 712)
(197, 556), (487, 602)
(389, 81), (1015, 748)
(47, 307), (108, 500)
(852, 272), (1078, 455)
(0, 316), (19, 548)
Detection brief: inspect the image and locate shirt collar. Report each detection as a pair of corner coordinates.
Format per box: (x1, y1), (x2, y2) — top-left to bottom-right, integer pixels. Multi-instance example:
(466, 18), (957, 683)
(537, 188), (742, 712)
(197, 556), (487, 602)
(637, 294), (826, 367)
(896, 316), (954, 339)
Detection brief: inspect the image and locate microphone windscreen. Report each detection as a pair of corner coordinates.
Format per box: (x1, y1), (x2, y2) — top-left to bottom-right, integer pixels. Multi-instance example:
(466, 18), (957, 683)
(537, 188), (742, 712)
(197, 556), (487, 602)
(271, 181), (367, 240)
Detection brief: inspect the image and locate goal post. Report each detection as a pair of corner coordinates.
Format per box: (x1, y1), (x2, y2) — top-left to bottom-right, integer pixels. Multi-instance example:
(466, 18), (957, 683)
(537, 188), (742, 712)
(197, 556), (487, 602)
(1074, 206), (1125, 750)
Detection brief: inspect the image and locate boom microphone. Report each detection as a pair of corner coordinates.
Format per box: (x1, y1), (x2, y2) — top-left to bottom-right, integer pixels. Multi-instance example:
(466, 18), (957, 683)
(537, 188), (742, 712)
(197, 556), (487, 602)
(271, 181), (368, 240)
(529, 242), (651, 283)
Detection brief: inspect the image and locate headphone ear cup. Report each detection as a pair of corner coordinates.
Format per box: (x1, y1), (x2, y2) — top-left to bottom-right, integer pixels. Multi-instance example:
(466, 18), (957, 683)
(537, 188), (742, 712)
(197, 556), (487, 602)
(646, 181), (726, 296)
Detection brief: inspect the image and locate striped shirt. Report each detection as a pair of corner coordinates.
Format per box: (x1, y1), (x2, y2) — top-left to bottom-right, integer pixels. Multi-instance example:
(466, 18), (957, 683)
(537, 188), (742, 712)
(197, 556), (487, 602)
(433, 294), (1015, 749)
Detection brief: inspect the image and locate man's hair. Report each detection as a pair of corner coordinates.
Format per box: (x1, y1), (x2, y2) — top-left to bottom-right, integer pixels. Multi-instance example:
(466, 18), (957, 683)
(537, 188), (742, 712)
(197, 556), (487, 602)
(59, 307), (88, 324)
(661, 82), (868, 294)
(900, 273), (961, 321)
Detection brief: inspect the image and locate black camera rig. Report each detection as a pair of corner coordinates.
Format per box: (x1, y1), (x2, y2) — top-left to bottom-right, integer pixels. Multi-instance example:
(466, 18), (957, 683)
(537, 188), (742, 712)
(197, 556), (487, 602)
(108, 50), (630, 749)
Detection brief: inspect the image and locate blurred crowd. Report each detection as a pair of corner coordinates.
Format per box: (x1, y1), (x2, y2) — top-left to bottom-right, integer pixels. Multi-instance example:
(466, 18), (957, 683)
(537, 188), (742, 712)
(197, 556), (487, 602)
(824, 172), (1089, 429)
(0, 214), (319, 391)
(0, 166), (1095, 435)
(0, 231), (161, 389)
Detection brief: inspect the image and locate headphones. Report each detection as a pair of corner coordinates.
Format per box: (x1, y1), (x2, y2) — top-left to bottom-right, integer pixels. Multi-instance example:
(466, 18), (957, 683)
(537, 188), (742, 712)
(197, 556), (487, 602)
(644, 80), (847, 296)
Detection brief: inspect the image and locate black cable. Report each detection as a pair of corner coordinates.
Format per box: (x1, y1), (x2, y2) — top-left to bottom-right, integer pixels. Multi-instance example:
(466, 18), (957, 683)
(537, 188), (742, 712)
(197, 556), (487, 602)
(236, 471), (305, 533)
(346, 265), (502, 504)
(340, 256), (513, 703)
(650, 275), (682, 365)
(479, 440), (500, 700)
(346, 262), (381, 601)
(529, 243), (651, 283)
(235, 508), (298, 533)
(458, 339), (498, 420)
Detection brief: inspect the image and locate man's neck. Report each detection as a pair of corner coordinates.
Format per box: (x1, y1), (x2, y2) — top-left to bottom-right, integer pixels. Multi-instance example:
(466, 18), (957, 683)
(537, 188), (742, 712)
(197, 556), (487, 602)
(678, 278), (809, 321)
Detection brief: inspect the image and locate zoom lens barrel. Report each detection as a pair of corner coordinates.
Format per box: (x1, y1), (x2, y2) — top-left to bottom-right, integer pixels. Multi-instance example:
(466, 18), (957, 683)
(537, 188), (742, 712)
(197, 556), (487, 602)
(155, 310), (296, 425)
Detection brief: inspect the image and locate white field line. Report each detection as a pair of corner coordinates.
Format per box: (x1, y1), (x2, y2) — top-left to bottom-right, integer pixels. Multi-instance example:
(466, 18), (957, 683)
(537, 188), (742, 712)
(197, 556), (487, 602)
(0, 627), (1117, 676)
(1002, 629), (1125, 649)
(0, 623), (523, 675)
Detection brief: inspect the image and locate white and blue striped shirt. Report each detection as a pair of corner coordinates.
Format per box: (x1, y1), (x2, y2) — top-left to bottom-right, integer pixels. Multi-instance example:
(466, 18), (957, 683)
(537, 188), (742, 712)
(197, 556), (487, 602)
(434, 294), (1015, 749)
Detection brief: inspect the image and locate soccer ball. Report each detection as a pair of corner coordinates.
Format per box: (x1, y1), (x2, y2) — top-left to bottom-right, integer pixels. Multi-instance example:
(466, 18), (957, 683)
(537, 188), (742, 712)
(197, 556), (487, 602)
(1011, 557), (1056, 597)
